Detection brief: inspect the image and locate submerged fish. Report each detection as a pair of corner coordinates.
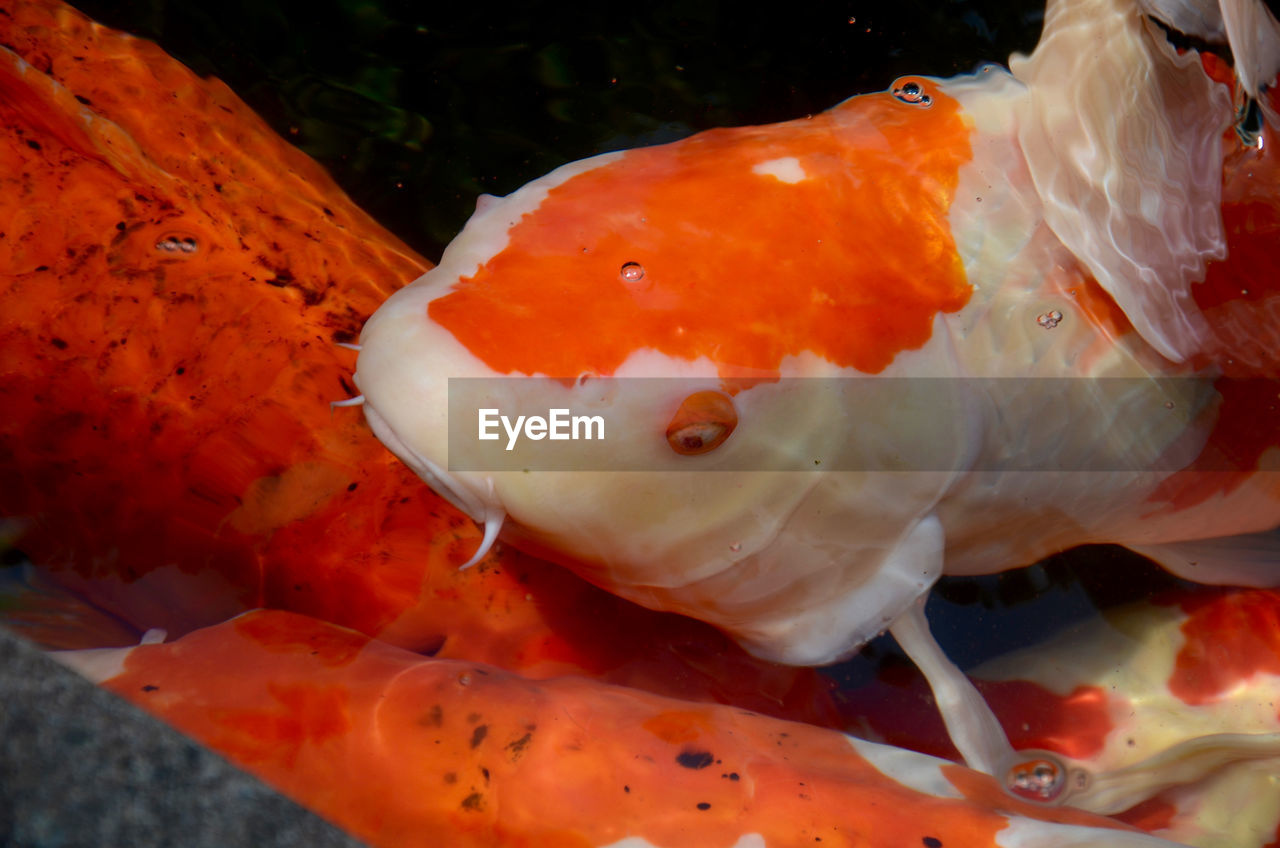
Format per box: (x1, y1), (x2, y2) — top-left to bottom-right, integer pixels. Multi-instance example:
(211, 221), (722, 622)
(845, 585), (1280, 846)
(354, 0), (1280, 777)
(58, 609), (1196, 848)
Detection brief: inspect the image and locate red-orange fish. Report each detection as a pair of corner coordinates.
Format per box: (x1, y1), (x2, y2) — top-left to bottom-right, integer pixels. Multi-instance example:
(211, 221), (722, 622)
(59, 609), (1195, 848)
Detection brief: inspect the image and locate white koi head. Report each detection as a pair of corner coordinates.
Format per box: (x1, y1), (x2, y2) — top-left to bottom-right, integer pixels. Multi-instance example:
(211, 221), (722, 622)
(355, 80), (983, 665)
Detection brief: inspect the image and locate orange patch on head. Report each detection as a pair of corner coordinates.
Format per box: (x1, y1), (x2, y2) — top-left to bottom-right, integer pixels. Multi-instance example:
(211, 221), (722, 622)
(429, 81), (973, 378)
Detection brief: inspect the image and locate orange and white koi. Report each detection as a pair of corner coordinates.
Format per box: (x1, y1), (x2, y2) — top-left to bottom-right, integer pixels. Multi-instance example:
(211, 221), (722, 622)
(58, 608), (1196, 848)
(844, 586), (1280, 847)
(354, 0), (1280, 775)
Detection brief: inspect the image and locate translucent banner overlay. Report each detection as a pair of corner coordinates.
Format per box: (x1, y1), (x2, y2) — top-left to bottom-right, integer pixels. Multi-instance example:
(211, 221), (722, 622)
(445, 377), (1280, 472)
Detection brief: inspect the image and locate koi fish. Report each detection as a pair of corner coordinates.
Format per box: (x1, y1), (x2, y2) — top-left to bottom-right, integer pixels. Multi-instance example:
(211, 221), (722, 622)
(353, 0), (1280, 775)
(0, 0), (841, 724)
(57, 608), (1195, 848)
(843, 585), (1280, 847)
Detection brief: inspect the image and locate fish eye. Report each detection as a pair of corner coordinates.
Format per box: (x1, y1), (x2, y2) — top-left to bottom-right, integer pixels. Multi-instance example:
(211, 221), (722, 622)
(1002, 753), (1073, 804)
(665, 390), (738, 456)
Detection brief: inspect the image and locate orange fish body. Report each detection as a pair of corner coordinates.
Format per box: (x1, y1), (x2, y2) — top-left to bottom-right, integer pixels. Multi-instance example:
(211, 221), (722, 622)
(61, 608), (1196, 848)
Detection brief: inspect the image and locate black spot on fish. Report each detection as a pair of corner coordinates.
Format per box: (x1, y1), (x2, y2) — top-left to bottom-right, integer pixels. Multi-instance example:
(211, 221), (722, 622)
(923, 838), (943, 848)
(141, 685), (159, 692)
(419, 705), (443, 727)
(504, 731), (533, 761)
(696, 802), (710, 810)
(676, 749), (714, 769)
(470, 724), (488, 748)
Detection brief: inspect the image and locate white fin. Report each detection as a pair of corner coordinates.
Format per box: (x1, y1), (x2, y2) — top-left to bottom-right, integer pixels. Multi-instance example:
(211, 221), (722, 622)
(139, 627), (167, 645)
(1130, 530), (1280, 586)
(1010, 0), (1231, 362)
(1221, 0), (1280, 129)
(49, 625), (168, 682)
(334, 341), (363, 351)
(889, 596), (1016, 775)
(1139, 0), (1227, 40)
(1073, 731), (1280, 814)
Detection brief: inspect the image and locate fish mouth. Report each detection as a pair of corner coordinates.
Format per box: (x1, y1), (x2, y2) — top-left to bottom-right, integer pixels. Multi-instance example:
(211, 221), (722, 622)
(360, 402), (499, 527)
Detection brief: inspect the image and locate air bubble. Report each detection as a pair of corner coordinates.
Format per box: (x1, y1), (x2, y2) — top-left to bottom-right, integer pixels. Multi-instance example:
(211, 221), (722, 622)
(1036, 310), (1063, 329)
(1005, 755), (1068, 803)
(892, 80), (932, 106)
(620, 261), (645, 283)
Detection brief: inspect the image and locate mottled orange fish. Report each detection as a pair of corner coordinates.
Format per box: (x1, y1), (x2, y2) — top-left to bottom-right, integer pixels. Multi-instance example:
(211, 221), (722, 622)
(60, 609), (1196, 848)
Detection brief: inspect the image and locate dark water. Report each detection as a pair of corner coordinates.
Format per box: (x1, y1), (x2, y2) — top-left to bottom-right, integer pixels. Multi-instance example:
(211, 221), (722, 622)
(76, 0), (1045, 260)
(53, 1), (1196, 683)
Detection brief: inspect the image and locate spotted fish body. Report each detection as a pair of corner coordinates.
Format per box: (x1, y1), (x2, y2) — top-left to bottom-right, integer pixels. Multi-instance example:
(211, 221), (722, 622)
(59, 609), (1194, 848)
(356, 0), (1280, 668)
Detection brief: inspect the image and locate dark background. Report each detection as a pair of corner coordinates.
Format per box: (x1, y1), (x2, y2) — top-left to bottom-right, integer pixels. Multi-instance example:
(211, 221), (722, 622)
(75, 0), (1045, 260)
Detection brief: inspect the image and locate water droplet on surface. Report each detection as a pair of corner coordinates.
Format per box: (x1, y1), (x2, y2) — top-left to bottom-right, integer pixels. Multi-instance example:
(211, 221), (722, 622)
(1164, 401), (1175, 410)
(1036, 310), (1063, 329)
(458, 673), (472, 687)
(729, 542), (742, 552)
(620, 262), (645, 283)
(892, 80), (932, 106)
